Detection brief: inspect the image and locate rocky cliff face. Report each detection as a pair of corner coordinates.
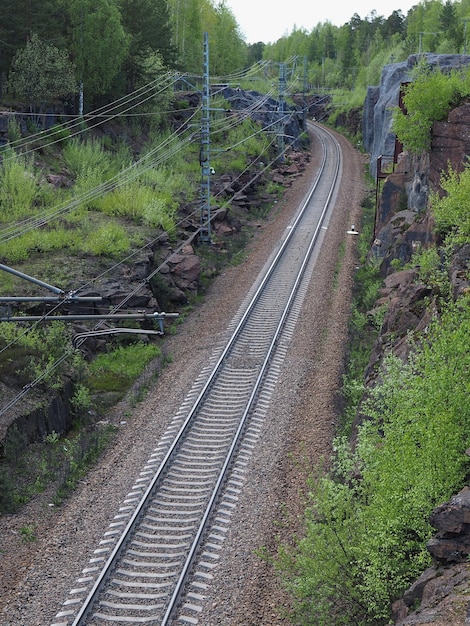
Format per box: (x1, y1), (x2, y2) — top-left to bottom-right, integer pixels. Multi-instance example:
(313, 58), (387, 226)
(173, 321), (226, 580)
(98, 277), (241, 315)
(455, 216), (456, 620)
(363, 56), (470, 624)
(363, 53), (470, 181)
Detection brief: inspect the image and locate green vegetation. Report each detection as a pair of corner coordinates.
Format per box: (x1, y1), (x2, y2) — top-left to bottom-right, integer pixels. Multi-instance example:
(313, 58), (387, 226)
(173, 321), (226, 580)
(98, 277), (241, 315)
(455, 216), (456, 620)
(2, 4), (470, 625)
(339, 193), (383, 437)
(0, 340), (161, 513)
(392, 66), (470, 153)
(271, 113), (470, 623)
(0, 147), (39, 219)
(0, 422), (117, 513)
(88, 342), (161, 392)
(20, 525), (37, 542)
(431, 163), (470, 241)
(274, 289), (470, 625)
(7, 33), (76, 116)
(0, 321), (76, 388)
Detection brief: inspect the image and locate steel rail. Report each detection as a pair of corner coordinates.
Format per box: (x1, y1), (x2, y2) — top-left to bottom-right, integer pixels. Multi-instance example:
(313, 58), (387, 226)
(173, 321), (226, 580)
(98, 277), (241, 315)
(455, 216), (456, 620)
(53, 122), (342, 626)
(162, 124), (341, 625)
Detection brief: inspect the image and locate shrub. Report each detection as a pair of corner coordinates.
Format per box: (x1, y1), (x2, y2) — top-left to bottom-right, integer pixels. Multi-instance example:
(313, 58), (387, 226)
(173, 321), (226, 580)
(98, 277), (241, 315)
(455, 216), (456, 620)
(275, 296), (470, 625)
(0, 147), (39, 219)
(88, 342), (160, 391)
(62, 138), (112, 180)
(81, 222), (130, 256)
(431, 164), (470, 242)
(392, 67), (470, 154)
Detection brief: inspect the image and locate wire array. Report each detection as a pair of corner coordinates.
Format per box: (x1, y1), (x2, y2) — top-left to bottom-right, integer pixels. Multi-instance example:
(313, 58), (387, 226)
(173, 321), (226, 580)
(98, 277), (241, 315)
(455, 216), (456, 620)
(0, 57), (311, 418)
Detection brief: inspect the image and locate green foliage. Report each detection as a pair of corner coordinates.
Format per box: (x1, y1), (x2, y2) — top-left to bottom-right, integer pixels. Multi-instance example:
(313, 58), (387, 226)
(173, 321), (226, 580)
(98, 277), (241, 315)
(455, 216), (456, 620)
(20, 525), (37, 542)
(275, 296), (470, 624)
(7, 33), (76, 113)
(0, 421), (117, 513)
(392, 66), (470, 153)
(7, 118), (22, 144)
(0, 129), (195, 263)
(95, 178), (177, 233)
(88, 342), (160, 391)
(68, 0), (129, 103)
(0, 225), (80, 262)
(71, 384), (92, 415)
(431, 163), (470, 242)
(62, 138), (113, 181)
(0, 321), (71, 387)
(81, 222), (130, 256)
(276, 465), (368, 626)
(406, 243), (452, 298)
(119, 0), (176, 91)
(0, 147), (39, 219)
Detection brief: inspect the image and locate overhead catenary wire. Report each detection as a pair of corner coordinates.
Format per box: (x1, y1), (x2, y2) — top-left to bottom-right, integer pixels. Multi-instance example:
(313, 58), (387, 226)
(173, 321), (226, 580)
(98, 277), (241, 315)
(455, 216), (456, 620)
(1, 73), (186, 159)
(0, 118), (200, 243)
(0, 88), (287, 244)
(0, 58), (291, 169)
(0, 59), (308, 417)
(0, 145), (281, 418)
(0, 95), (284, 353)
(0, 106), (302, 256)
(0, 127), (283, 420)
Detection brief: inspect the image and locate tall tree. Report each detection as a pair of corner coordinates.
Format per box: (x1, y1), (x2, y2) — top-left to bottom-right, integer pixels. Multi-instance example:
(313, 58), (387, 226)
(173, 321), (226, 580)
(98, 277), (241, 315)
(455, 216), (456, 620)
(323, 23), (337, 60)
(439, 0), (463, 51)
(381, 10), (406, 39)
(336, 23), (356, 85)
(7, 33), (76, 116)
(118, 0), (176, 91)
(168, 0), (204, 72)
(247, 42), (265, 66)
(0, 0), (67, 94)
(210, 1), (247, 75)
(67, 0), (129, 111)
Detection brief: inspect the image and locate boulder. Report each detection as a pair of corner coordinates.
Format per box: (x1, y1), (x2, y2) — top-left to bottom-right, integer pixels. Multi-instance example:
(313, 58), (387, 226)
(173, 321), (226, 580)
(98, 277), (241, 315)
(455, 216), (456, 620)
(392, 563), (470, 624)
(427, 487), (470, 563)
(169, 247), (200, 285)
(391, 489), (470, 624)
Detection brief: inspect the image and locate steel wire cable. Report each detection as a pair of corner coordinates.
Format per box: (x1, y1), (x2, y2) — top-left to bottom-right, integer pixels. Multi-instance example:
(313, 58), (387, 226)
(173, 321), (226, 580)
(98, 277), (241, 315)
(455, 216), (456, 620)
(0, 107), (299, 246)
(2, 74), (184, 158)
(0, 93), (306, 246)
(0, 89), (307, 413)
(0, 91), (287, 243)
(0, 116), (201, 242)
(0, 133), (282, 419)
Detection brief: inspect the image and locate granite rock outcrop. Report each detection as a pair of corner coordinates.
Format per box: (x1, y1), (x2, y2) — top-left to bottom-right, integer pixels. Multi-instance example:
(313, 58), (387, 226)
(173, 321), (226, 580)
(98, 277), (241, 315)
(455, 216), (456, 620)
(362, 55), (470, 625)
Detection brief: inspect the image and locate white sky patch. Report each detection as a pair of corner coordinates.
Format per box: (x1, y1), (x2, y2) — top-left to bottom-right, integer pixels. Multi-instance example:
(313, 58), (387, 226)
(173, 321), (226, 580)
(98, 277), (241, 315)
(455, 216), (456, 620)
(226, 0), (420, 44)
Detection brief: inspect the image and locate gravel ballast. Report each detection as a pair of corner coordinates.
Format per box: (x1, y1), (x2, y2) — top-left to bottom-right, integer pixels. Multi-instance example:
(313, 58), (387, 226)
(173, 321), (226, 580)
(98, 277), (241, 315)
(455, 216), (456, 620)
(0, 127), (366, 626)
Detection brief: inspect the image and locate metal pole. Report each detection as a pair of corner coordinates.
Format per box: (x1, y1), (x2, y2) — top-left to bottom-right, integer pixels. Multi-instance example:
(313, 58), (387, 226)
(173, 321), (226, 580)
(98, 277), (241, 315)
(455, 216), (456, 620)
(0, 312), (179, 323)
(277, 62), (286, 162)
(199, 32), (211, 244)
(0, 263), (65, 295)
(0, 313), (178, 322)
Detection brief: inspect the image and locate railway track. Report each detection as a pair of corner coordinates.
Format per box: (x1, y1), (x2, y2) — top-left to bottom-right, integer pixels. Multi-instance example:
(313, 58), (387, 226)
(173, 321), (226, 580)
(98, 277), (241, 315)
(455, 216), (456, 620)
(51, 122), (342, 626)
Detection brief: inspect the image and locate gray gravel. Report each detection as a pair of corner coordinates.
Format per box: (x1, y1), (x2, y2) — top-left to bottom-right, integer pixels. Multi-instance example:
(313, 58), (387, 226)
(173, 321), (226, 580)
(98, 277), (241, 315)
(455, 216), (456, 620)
(0, 127), (366, 626)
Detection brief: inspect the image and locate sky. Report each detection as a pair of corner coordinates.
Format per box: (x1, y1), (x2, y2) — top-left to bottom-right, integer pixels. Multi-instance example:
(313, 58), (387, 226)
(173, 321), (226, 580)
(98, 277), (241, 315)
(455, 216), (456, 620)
(227, 0), (421, 44)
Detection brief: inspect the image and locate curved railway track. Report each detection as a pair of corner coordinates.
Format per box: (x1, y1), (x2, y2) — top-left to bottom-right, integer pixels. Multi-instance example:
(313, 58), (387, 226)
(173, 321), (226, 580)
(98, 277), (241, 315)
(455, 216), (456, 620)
(51, 122), (343, 626)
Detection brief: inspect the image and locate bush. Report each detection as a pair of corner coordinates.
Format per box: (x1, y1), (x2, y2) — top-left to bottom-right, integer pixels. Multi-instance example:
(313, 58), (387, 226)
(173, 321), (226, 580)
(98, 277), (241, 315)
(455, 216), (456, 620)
(0, 147), (39, 219)
(88, 342), (160, 391)
(81, 222), (130, 256)
(63, 138), (113, 181)
(392, 66), (470, 154)
(275, 296), (470, 625)
(431, 164), (470, 242)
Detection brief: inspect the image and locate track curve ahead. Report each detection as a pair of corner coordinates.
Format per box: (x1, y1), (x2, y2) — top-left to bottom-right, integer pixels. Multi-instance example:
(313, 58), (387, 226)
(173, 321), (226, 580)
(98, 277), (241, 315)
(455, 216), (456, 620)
(50, 122), (343, 626)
